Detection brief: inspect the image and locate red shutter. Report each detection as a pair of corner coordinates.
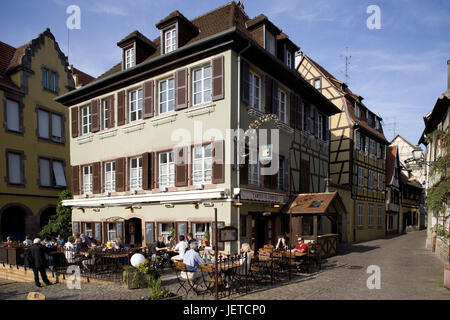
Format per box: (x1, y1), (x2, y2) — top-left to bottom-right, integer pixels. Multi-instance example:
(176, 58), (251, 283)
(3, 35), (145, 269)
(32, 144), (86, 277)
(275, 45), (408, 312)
(71, 107), (78, 138)
(212, 56), (224, 101)
(117, 91), (126, 126)
(212, 140), (224, 184)
(72, 165), (80, 195)
(115, 157), (126, 192)
(143, 80), (154, 119)
(272, 80), (279, 116)
(265, 76), (272, 114)
(175, 68), (188, 110)
(91, 100), (100, 132)
(108, 95), (115, 128)
(241, 60), (250, 105)
(175, 147), (188, 187)
(92, 162), (101, 194)
(142, 152), (152, 190)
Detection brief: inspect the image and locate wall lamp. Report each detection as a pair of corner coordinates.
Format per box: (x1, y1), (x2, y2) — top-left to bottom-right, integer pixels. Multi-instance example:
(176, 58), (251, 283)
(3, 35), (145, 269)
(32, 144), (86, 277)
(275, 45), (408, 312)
(165, 204), (174, 208)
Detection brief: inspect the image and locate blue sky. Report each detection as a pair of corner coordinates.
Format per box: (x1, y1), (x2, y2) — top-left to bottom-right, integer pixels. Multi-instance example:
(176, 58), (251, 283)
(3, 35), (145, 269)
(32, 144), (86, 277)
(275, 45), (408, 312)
(1, 0), (449, 147)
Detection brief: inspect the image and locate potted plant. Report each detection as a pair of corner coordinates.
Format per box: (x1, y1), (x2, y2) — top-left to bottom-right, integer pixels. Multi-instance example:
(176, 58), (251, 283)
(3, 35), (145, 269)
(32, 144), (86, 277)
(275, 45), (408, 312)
(123, 260), (160, 289)
(139, 277), (182, 300)
(204, 229), (210, 247)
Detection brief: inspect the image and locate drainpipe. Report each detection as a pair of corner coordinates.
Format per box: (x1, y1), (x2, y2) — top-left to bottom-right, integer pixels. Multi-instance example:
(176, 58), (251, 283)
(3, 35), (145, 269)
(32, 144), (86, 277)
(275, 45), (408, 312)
(236, 41), (251, 249)
(353, 127), (360, 242)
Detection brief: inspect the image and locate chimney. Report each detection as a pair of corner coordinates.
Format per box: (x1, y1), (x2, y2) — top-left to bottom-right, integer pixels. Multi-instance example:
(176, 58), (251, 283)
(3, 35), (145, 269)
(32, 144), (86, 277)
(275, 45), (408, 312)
(447, 60), (450, 90)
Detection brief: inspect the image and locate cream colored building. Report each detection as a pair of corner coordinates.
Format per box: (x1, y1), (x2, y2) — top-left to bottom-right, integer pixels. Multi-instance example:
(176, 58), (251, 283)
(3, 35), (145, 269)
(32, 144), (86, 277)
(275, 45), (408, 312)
(56, 3), (341, 252)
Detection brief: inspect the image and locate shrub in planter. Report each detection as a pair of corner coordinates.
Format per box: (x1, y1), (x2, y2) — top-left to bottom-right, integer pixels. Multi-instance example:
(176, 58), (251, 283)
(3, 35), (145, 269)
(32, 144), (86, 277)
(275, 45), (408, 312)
(139, 278), (181, 300)
(123, 260), (160, 289)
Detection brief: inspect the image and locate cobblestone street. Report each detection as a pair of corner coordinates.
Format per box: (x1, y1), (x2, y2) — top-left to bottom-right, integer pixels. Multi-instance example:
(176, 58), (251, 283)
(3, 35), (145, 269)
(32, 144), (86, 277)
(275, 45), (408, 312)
(0, 230), (448, 300)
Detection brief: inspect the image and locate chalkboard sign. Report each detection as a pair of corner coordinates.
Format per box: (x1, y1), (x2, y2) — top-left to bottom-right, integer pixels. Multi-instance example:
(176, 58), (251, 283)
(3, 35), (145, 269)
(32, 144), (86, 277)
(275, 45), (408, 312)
(219, 226), (238, 242)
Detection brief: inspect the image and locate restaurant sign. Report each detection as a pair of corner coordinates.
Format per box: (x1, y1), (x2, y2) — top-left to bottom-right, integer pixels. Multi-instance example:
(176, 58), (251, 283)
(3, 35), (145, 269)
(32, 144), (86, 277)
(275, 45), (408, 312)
(240, 189), (285, 203)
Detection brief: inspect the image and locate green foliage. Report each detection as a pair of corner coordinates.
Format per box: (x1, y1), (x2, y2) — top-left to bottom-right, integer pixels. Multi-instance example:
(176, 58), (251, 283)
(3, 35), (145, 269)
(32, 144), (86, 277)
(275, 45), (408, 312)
(204, 228), (210, 242)
(123, 260), (160, 288)
(39, 190), (72, 238)
(169, 225), (175, 238)
(425, 129), (450, 177)
(139, 277), (172, 300)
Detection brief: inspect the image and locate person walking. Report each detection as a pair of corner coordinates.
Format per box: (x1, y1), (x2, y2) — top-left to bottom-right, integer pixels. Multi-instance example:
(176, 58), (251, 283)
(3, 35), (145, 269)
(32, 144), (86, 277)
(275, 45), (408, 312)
(27, 238), (52, 288)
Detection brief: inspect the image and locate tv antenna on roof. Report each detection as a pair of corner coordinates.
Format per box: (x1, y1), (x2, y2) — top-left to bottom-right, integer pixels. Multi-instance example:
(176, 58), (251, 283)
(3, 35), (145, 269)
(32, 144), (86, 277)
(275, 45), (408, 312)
(340, 46), (351, 84)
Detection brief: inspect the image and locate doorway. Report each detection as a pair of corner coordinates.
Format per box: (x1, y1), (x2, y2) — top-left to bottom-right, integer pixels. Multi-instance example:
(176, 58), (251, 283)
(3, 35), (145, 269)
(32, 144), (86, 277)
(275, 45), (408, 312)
(1, 206), (26, 241)
(125, 218), (142, 247)
(252, 214), (275, 251)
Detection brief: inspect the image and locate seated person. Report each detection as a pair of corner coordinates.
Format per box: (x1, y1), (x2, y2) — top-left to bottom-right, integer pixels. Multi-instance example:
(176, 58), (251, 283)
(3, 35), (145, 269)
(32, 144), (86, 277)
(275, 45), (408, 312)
(151, 236), (169, 267)
(6, 236), (16, 247)
(293, 237), (308, 254)
(56, 234), (65, 246)
(166, 235), (177, 251)
(182, 242), (204, 279)
(113, 237), (125, 250)
(81, 239), (99, 271)
(187, 232), (196, 245)
(275, 234), (289, 251)
(170, 235), (188, 262)
(225, 243), (252, 288)
(22, 236), (33, 247)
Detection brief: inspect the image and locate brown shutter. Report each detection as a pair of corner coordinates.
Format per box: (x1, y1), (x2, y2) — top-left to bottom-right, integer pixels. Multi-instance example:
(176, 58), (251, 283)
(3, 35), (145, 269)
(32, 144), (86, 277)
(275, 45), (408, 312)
(108, 95), (115, 128)
(142, 152), (152, 190)
(92, 162), (101, 194)
(91, 100), (100, 132)
(212, 140), (224, 184)
(72, 165), (80, 195)
(115, 157), (126, 192)
(241, 60), (250, 105)
(265, 76), (272, 114)
(117, 91), (126, 126)
(212, 56), (224, 101)
(143, 81), (154, 119)
(290, 93), (296, 128)
(175, 147), (188, 186)
(152, 152), (158, 189)
(175, 68), (188, 110)
(272, 80), (279, 116)
(240, 144), (249, 185)
(71, 107), (79, 138)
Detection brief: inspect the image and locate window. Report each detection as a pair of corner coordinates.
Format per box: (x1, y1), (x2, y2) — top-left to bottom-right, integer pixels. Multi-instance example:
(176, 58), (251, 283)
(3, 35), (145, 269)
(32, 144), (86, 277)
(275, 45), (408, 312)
(277, 156), (288, 190)
(5, 99), (20, 132)
(125, 48), (135, 69)
(164, 28), (177, 53)
(380, 144), (386, 159)
(39, 158), (67, 188)
(82, 165), (92, 194)
(368, 204), (374, 227)
(6, 152), (23, 185)
(358, 204), (364, 227)
(368, 170), (374, 189)
(375, 118), (380, 131)
(38, 109), (50, 139)
(318, 113), (324, 140)
(368, 114), (373, 127)
(355, 104), (360, 119)
(240, 215), (247, 237)
(158, 222), (174, 243)
(102, 99), (109, 130)
(369, 139), (375, 156)
(52, 114), (63, 142)
(83, 223), (93, 238)
(53, 160), (66, 187)
(129, 89), (143, 122)
(129, 157), (142, 192)
(378, 173), (383, 191)
(193, 144), (212, 184)
(314, 78), (321, 90)
(249, 72), (261, 110)
(107, 223), (117, 242)
(38, 108), (63, 142)
(358, 166), (364, 187)
(81, 105), (91, 135)
(159, 151), (174, 188)
(104, 161), (116, 193)
(159, 78), (174, 114)
(286, 51), (292, 68)
(192, 65), (211, 106)
(39, 159), (51, 187)
(377, 206), (383, 226)
(278, 90), (286, 123)
(192, 222), (211, 242)
(248, 150), (260, 186)
(265, 30), (276, 55)
(43, 68), (57, 92)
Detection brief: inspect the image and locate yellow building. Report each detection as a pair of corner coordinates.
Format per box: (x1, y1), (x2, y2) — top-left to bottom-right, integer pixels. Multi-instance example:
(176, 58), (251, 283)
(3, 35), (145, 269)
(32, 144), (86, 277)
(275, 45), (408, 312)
(0, 29), (91, 241)
(297, 54), (388, 242)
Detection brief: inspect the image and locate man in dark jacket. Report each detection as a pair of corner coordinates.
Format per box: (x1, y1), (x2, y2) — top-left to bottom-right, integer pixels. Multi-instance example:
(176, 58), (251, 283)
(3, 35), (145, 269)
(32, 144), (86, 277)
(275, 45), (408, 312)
(27, 238), (52, 287)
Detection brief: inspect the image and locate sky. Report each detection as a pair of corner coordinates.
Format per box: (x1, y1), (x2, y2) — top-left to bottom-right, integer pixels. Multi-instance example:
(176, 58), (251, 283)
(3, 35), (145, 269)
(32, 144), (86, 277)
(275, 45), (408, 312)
(0, 0), (449, 148)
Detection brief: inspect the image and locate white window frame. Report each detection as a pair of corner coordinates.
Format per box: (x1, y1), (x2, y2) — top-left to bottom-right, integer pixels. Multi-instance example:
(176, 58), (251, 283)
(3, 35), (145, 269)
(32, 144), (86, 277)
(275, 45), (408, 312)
(125, 48), (135, 69)
(6, 99), (20, 132)
(129, 157), (143, 192)
(278, 89), (287, 123)
(358, 166), (364, 187)
(128, 88), (143, 122)
(164, 28), (177, 53)
(82, 165), (93, 195)
(249, 71), (261, 110)
(107, 223), (117, 242)
(192, 222), (211, 242)
(158, 222), (174, 243)
(159, 78), (175, 114)
(192, 65), (211, 106)
(83, 223), (93, 238)
(159, 151), (175, 188)
(286, 51), (292, 68)
(368, 204), (374, 227)
(81, 105), (91, 135)
(358, 204), (364, 227)
(104, 161), (116, 193)
(192, 144), (212, 184)
(102, 99), (109, 130)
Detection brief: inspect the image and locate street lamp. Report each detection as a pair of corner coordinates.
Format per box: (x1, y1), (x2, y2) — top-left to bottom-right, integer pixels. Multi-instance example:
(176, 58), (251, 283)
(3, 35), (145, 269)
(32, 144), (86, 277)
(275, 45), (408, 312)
(412, 145), (423, 161)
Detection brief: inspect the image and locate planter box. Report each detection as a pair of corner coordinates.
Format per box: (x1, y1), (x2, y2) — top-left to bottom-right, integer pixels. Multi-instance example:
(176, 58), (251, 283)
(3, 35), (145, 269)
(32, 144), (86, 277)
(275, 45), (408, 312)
(7, 247), (25, 266)
(124, 272), (150, 289)
(0, 247), (7, 264)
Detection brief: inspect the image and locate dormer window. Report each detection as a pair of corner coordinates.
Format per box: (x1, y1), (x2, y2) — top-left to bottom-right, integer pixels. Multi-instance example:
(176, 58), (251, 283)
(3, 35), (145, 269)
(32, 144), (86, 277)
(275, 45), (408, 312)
(314, 78), (321, 90)
(286, 51), (292, 68)
(164, 27), (177, 53)
(265, 30), (276, 55)
(125, 47), (135, 69)
(355, 104), (360, 119)
(375, 118), (380, 131)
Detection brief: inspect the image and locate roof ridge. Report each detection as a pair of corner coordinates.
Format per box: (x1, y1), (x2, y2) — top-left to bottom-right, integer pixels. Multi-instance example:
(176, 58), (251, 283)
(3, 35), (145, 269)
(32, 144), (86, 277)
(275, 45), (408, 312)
(190, 1), (238, 23)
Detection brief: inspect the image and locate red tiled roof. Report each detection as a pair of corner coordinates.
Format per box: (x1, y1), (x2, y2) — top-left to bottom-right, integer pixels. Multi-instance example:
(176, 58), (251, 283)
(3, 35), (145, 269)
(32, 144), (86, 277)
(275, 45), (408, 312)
(71, 67), (95, 86)
(282, 192), (345, 215)
(385, 146), (397, 185)
(0, 41), (21, 91)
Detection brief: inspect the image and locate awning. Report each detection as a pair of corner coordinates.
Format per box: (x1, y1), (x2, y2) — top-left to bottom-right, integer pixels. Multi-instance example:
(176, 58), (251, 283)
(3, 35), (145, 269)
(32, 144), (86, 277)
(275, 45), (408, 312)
(281, 192), (347, 216)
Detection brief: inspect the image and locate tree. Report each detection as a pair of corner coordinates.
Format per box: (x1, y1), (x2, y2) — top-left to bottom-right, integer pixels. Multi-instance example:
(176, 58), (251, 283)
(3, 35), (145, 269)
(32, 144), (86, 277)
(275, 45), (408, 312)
(39, 190), (72, 239)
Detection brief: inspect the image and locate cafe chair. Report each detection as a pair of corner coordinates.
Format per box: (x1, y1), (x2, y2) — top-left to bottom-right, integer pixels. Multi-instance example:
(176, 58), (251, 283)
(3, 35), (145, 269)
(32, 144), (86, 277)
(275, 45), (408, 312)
(174, 261), (201, 296)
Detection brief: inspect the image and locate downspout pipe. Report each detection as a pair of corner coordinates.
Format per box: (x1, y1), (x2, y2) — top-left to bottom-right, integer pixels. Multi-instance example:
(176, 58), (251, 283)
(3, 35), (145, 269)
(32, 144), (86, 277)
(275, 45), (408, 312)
(237, 41), (251, 248)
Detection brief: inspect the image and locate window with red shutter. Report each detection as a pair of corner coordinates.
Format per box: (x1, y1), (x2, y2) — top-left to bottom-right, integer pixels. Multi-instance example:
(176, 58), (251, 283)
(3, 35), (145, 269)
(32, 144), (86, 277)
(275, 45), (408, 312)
(175, 147), (188, 186)
(175, 69), (187, 110)
(143, 81), (154, 119)
(115, 157), (126, 192)
(117, 91), (126, 126)
(72, 165), (80, 195)
(212, 140), (224, 184)
(71, 107), (79, 138)
(92, 162), (101, 194)
(211, 56), (224, 101)
(91, 100), (100, 132)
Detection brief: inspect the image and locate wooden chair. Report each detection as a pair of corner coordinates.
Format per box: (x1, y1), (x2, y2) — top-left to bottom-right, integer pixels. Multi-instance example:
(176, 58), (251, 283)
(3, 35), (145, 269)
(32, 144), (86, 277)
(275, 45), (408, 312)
(199, 263), (225, 296)
(307, 242), (322, 272)
(173, 261), (202, 296)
